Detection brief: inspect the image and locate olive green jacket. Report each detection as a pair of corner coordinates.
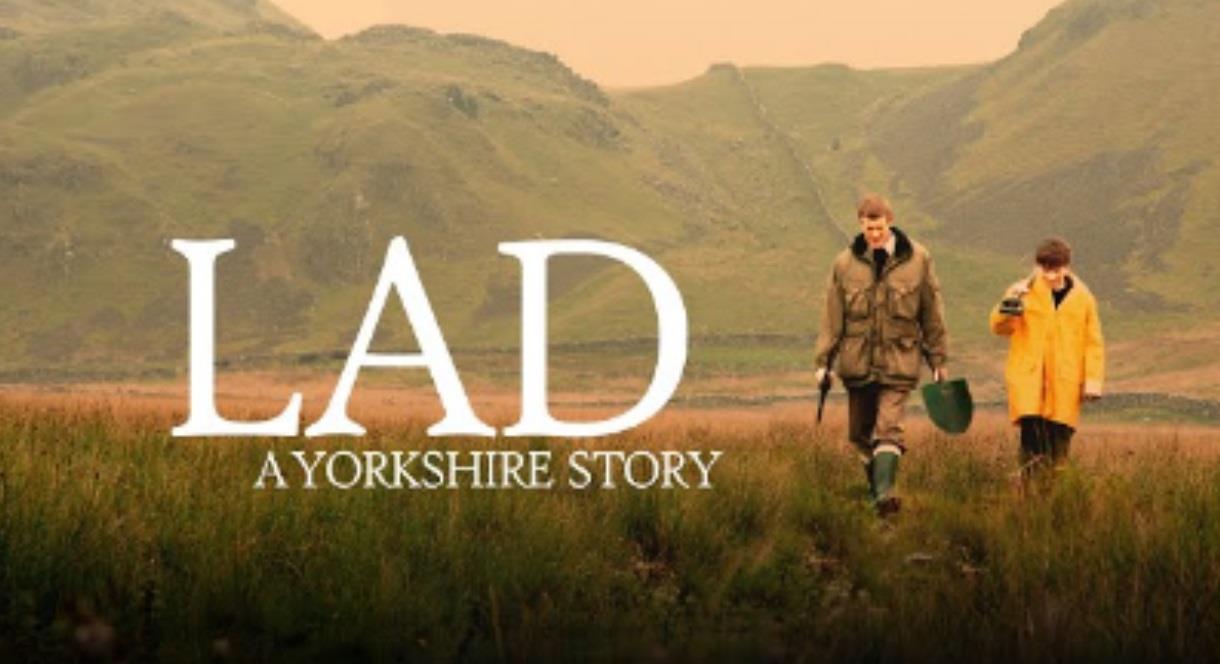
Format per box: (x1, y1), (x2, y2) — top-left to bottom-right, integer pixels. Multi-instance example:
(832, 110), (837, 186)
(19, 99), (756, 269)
(813, 228), (948, 389)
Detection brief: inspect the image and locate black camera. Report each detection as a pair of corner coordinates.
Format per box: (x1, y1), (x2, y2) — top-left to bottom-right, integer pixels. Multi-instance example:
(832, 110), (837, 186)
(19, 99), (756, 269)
(999, 296), (1025, 316)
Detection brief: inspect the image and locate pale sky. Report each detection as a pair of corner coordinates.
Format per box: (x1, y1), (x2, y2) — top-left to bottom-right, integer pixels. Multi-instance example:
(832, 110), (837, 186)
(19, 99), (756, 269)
(273, 0), (1065, 88)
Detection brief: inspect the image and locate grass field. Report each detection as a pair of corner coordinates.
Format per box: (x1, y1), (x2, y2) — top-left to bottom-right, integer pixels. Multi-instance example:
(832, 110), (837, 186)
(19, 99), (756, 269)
(2, 388), (1219, 662)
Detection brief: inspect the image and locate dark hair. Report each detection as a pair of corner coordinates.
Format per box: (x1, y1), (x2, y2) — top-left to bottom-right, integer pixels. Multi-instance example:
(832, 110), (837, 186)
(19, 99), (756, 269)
(856, 194), (893, 222)
(1035, 237), (1072, 268)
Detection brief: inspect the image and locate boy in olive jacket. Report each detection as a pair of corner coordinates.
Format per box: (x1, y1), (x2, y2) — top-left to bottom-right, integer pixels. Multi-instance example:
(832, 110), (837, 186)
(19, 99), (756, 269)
(813, 195), (949, 516)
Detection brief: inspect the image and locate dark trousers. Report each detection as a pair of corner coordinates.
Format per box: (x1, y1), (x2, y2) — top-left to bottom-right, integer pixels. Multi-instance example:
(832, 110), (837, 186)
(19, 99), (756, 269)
(1019, 416), (1074, 470)
(847, 384), (910, 460)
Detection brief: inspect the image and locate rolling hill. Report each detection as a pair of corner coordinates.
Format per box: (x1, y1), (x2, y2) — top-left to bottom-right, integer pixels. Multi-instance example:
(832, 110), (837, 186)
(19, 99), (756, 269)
(1, 0), (1218, 401)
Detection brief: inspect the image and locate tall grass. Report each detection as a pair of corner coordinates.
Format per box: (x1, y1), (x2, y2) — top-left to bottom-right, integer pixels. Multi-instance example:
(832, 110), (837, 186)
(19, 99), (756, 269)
(1, 398), (1219, 661)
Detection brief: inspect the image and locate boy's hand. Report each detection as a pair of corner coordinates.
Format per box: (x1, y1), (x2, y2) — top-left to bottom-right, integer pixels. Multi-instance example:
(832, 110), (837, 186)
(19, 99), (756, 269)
(815, 367), (835, 388)
(1004, 278), (1031, 298)
(999, 279), (1031, 317)
(1083, 381), (1103, 401)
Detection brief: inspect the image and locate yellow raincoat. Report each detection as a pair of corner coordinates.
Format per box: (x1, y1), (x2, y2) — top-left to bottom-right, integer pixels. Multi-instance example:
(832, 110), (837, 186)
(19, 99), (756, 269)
(989, 275), (1104, 429)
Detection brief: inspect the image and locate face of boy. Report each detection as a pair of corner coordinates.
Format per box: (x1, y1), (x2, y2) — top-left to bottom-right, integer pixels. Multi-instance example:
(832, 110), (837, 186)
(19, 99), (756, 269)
(859, 215), (892, 249)
(1037, 264), (1070, 291)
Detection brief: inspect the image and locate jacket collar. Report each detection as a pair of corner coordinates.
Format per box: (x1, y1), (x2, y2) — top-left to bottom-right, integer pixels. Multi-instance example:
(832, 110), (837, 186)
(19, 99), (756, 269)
(851, 227), (912, 265)
(1031, 273), (1083, 306)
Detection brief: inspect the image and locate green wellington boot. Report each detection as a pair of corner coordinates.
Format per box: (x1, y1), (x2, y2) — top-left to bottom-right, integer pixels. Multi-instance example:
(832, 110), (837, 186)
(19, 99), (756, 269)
(871, 451), (902, 516)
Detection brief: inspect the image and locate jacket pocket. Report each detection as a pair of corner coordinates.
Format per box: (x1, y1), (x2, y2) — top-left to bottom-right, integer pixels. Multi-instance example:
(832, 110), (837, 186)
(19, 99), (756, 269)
(1008, 351), (1038, 379)
(889, 283), (920, 320)
(883, 336), (921, 382)
(836, 335), (871, 381)
(845, 286), (871, 321)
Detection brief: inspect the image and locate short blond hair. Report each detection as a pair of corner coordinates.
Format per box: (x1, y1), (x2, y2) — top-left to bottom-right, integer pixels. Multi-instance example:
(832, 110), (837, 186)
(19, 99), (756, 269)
(856, 194), (893, 222)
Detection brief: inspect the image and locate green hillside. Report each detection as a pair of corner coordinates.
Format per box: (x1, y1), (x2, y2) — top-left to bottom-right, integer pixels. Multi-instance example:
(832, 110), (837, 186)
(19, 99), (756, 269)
(0, 0), (310, 35)
(866, 0), (1220, 319)
(0, 0), (314, 113)
(711, 0), (1220, 395)
(0, 0), (1217, 399)
(0, 19), (822, 376)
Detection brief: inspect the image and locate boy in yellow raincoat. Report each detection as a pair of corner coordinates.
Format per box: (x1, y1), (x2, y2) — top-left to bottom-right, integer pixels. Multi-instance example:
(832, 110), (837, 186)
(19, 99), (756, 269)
(989, 238), (1104, 476)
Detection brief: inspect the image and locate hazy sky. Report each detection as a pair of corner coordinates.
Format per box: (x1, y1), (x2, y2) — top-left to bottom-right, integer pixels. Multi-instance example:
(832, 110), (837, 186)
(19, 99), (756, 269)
(273, 0), (1065, 88)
